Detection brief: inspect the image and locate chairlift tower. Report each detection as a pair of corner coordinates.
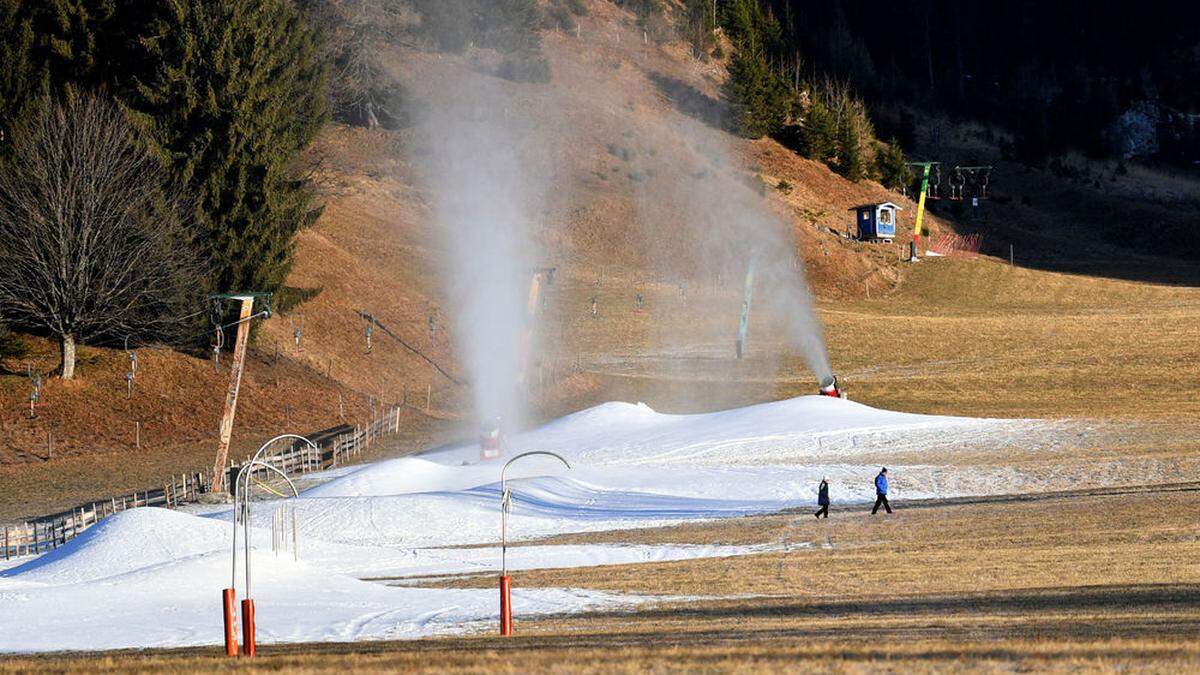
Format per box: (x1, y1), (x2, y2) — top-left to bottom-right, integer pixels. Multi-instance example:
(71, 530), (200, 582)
(209, 292), (272, 493)
(735, 259), (755, 359)
(905, 161), (941, 260)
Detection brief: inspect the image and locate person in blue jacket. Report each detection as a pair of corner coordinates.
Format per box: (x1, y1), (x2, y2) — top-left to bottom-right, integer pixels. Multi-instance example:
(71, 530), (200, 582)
(871, 467), (892, 515)
(814, 477), (830, 519)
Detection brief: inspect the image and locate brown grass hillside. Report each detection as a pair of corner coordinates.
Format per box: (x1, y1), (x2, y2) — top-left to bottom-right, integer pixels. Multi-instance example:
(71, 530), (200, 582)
(3, 0), (1195, 523)
(256, 1), (950, 407)
(0, 2), (931, 519)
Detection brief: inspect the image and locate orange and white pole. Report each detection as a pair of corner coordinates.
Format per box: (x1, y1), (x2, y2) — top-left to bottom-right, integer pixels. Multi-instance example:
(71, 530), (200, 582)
(241, 598), (256, 657)
(499, 575), (513, 636)
(500, 483), (513, 636)
(222, 588), (238, 656)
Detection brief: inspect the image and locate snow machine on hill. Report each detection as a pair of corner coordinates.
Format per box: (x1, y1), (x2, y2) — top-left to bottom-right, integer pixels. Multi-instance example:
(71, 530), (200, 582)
(480, 418), (505, 460)
(819, 375), (846, 399)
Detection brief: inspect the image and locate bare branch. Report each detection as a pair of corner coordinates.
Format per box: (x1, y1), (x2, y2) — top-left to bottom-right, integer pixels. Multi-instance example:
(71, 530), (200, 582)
(0, 94), (202, 378)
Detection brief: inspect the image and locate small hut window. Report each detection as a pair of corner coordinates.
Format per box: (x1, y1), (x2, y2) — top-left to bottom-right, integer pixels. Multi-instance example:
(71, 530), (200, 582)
(878, 208), (893, 225)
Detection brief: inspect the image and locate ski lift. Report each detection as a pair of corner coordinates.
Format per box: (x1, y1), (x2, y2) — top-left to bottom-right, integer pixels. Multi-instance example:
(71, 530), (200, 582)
(290, 313), (304, 353)
(210, 298), (225, 371)
(124, 336), (138, 399)
(208, 293), (273, 371)
(955, 165), (993, 202)
(949, 166), (966, 200)
(928, 163), (943, 200)
(212, 325), (225, 371)
(364, 317), (374, 354)
(27, 364), (42, 419)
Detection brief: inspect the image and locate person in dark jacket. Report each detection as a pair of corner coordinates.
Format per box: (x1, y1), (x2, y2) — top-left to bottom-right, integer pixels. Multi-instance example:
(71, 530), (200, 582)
(814, 477), (830, 519)
(871, 467), (892, 515)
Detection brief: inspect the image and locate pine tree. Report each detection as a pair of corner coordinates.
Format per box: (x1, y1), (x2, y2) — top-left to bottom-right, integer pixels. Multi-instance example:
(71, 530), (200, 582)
(0, 0), (120, 151)
(719, 0), (781, 55)
(0, 1), (37, 143)
(875, 138), (910, 190)
(725, 45), (791, 139)
(836, 112), (868, 181)
(801, 97), (837, 162)
(128, 0), (328, 295)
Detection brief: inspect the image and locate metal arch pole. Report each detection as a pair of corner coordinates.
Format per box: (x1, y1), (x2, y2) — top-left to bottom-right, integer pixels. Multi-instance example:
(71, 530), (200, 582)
(500, 451), (571, 577)
(231, 435), (310, 591)
(236, 459), (301, 600)
(232, 458), (300, 657)
(231, 498), (240, 590)
(246, 434), (318, 471)
(501, 493), (509, 577)
(498, 451), (570, 637)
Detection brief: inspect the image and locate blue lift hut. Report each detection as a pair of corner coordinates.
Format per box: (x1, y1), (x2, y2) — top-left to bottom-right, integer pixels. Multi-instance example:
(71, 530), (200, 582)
(851, 202), (902, 243)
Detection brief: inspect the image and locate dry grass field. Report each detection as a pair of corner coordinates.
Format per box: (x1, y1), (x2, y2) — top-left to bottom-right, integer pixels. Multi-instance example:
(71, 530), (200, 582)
(549, 255), (1200, 420)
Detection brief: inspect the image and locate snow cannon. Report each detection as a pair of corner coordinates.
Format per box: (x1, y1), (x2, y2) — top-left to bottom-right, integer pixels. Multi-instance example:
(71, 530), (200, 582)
(819, 375), (845, 399)
(480, 417), (505, 460)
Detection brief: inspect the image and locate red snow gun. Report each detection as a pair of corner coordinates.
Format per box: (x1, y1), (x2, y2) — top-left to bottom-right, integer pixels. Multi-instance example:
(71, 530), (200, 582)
(480, 417), (505, 460)
(818, 375), (845, 399)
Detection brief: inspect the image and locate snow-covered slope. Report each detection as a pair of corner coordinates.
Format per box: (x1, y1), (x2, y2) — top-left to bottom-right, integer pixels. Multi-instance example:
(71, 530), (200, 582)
(1, 396), (1062, 653)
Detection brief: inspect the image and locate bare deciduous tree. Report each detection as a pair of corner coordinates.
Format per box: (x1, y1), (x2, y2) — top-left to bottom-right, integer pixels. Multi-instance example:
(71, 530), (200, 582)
(0, 95), (200, 380)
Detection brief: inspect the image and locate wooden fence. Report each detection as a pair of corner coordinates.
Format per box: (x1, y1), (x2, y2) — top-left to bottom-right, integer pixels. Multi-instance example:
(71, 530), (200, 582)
(1, 471), (208, 559)
(1, 406), (403, 561)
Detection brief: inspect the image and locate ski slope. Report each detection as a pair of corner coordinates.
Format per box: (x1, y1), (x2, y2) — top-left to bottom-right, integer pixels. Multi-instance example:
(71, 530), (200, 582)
(1, 396), (1067, 653)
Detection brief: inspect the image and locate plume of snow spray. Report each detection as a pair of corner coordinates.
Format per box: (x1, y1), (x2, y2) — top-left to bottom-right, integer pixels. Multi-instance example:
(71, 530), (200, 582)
(629, 113), (833, 383)
(415, 71), (552, 430)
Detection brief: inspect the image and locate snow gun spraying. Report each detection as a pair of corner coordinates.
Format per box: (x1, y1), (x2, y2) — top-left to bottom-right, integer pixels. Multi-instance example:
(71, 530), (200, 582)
(819, 375), (846, 399)
(479, 266), (555, 462)
(480, 416), (505, 460)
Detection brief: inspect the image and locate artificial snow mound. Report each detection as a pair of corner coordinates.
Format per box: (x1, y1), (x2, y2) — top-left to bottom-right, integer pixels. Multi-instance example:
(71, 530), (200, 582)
(2, 395), (1072, 653)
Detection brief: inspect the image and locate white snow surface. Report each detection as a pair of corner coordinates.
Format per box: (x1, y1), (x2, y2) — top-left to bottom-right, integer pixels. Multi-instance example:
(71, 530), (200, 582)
(2, 396), (1059, 653)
